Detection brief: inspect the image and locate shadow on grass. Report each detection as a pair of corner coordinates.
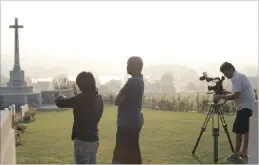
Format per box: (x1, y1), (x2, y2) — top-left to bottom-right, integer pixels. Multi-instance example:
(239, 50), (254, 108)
(192, 152), (247, 164)
(193, 155), (247, 164)
(222, 157), (248, 164)
(232, 157), (248, 164)
(192, 155), (204, 164)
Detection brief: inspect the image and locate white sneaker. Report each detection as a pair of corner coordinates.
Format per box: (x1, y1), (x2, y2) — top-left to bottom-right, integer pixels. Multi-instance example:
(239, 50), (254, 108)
(225, 152), (241, 161)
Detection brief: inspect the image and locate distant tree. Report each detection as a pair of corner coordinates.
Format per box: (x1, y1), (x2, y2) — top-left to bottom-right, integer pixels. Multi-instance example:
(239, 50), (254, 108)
(159, 72), (176, 94)
(143, 76), (149, 85)
(52, 75), (72, 90)
(95, 76), (101, 87)
(254, 88), (258, 100)
(98, 84), (110, 95)
(185, 81), (197, 91)
(143, 76), (154, 93)
(105, 79), (122, 94)
(195, 84), (207, 92)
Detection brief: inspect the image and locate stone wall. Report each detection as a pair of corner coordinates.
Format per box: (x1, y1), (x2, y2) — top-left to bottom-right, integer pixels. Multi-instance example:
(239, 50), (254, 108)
(1, 92), (42, 109)
(2, 94), (28, 109)
(0, 86), (33, 94)
(248, 100), (258, 164)
(1, 89), (74, 108)
(0, 93), (4, 109)
(27, 92), (42, 107)
(0, 109), (16, 164)
(41, 89), (74, 105)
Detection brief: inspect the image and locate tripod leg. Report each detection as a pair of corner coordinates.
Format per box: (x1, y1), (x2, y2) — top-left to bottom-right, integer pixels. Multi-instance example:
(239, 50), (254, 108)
(219, 108), (234, 152)
(192, 106), (213, 155)
(213, 105), (219, 164)
(213, 127), (219, 164)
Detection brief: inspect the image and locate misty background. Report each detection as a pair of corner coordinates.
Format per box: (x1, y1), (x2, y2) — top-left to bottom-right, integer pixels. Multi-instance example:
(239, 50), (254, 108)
(1, 1), (258, 93)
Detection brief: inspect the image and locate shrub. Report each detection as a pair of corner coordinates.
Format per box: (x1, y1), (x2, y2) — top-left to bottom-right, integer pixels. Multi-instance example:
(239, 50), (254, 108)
(16, 124), (27, 134)
(13, 118), (27, 134)
(102, 92), (236, 114)
(23, 107), (37, 122)
(12, 118), (20, 128)
(254, 88), (258, 100)
(15, 130), (21, 147)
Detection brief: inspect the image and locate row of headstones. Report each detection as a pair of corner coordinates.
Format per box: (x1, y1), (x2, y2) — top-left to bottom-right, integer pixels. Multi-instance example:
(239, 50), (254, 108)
(4, 104), (29, 123)
(0, 107), (16, 164)
(1, 104), (29, 164)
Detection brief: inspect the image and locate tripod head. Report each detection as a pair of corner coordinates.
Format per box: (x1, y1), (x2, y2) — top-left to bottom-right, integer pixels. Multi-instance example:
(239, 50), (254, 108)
(199, 72), (227, 105)
(211, 95), (227, 105)
(199, 72), (226, 95)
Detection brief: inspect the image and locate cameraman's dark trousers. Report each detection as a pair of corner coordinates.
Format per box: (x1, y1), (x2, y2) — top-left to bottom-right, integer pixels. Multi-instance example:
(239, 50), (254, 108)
(112, 126), (142, 164)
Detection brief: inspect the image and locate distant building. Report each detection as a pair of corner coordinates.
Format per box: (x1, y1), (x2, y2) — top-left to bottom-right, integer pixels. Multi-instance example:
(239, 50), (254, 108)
(34, 81), (52, 91)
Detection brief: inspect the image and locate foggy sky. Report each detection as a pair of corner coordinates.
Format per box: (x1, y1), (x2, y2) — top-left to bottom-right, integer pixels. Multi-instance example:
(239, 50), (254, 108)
(1, 1), (258, 78)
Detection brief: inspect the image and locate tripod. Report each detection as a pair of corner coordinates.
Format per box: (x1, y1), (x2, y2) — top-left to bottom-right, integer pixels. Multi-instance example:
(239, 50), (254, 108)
(192, 103), (234, 164)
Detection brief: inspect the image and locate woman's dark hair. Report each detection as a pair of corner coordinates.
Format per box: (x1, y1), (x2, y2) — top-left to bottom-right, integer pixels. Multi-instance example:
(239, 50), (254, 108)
(76, 71), (96, 93)
(220, 62), (235, 72)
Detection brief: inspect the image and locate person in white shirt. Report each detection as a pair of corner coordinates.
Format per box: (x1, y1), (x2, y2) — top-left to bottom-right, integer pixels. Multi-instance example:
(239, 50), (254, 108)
(213, 62), (254, 161)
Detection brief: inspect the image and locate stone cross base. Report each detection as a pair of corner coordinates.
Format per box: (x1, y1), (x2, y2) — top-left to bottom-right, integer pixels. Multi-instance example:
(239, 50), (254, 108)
(8, 70), (27, 86)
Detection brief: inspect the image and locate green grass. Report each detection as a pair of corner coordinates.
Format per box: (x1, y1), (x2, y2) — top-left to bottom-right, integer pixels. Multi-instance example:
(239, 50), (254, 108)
(16, 105), (247, 164)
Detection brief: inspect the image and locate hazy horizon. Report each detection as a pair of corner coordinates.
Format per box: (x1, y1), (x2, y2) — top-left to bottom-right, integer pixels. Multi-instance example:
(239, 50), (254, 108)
(1, 1), (258, 80)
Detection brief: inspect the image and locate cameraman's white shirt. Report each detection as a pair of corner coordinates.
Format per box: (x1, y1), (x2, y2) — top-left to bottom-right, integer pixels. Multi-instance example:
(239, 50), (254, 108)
(231, 71), (254, 111)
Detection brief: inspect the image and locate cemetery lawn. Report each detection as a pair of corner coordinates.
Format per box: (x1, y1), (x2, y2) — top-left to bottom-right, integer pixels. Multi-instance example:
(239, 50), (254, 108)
(16, 105), (247, 164)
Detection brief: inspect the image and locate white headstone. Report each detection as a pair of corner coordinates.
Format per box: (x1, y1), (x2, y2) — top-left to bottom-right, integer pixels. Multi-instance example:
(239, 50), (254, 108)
(20, 104), (29, 122)
(12, 104), (16, 116)
(0, 110), (16, 164)
(10, 106), (12, 114)
(248, 101), (258, 164)
(8, 105), (14, 117)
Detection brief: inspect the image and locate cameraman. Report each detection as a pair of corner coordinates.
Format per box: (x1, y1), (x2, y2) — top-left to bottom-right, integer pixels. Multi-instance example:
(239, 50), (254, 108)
(213, 62), (253, 160)
(54, 71), (103, 164)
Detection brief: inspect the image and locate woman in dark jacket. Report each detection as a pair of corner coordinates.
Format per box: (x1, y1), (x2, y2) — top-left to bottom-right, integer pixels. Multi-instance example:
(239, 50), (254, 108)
(55, 71), (103, 164)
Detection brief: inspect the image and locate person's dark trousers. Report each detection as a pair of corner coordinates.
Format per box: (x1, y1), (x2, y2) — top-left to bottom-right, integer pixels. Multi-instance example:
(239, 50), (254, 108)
(112, 125), (142, 164)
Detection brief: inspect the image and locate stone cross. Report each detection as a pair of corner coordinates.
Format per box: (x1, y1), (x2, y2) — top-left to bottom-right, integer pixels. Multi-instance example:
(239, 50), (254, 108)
(9, 18), (23, 71)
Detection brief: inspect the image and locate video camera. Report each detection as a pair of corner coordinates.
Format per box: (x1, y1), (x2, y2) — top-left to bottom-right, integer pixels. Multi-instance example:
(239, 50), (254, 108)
(199, 72), (225, 95)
